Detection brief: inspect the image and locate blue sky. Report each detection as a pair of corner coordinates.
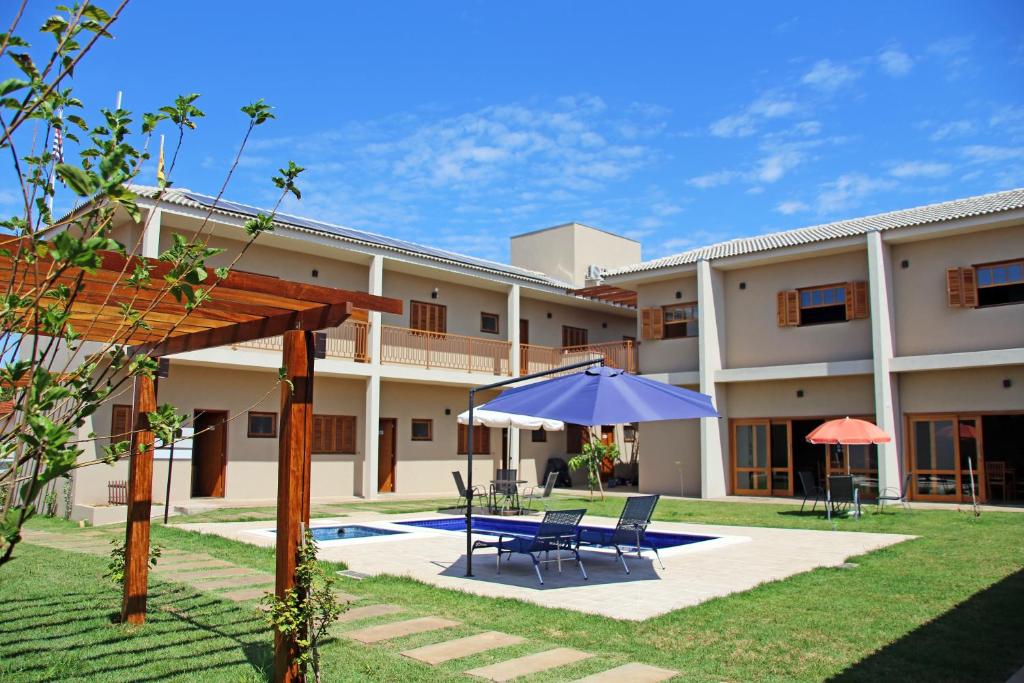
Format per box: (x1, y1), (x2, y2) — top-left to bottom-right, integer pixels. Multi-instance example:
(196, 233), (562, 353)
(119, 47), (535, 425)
(16, 1), (1024, 263)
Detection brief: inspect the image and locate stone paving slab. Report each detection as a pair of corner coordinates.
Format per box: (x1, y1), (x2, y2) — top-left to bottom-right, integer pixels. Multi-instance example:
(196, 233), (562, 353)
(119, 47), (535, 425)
(221, 587), (271, 602)
(199, 574), (274, 591)
(570, 663), (677, 682)
(465, 648), (594, 681)
(346, 616), (460, 644)
(402, 631), (526, 665)
(336, 604), (405, 623)
(161, 567), (253, 580)
(155, 559), (233, 571)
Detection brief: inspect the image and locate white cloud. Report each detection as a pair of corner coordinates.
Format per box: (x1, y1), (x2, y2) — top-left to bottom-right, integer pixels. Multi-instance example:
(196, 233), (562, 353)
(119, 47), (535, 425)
(928, 119), (974, 141)
(688, 170), (740, 189)
(801, 59), (859, 91)
(887, 161), (952, 178)
(961, 145), (1024, 163)
(756, 150), (803, 183)
(990, 105), (1024, 137)
(878, 49), (913, 77)
(816, 173), (895, 213)
(709, 95), (797, 138)
(794, 120), (822, 136)
(776, 200), (810, 215)
(927, 37), (972, 79)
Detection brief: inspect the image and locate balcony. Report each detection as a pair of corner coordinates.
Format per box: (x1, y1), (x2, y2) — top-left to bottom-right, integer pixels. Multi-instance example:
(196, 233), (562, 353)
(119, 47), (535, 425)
(520, 340), (638, 376)
(239, 320), (370, 361)
(381, 325), (512, 375)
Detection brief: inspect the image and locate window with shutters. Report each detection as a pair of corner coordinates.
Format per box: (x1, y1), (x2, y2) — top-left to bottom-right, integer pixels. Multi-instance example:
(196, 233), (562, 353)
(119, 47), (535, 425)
(798, 284), (847, 325)
(640, 307), (664, 340)
(480, 312), (500, 335)
(247, 411), (277, 438)
(661, 302), (698, 338)
(411, 418), (432, 441)
(457, 424), (490, 454)
(562, 325), (588, 347)
(975, 259), (1024, 307)
(110, 404), (132, 444)
(312, 414), (356, 454)
(410, 300), (446, 335)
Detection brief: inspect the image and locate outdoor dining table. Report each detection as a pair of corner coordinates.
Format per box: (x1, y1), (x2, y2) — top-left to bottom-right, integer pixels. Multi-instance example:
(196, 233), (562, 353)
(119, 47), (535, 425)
(489, 479), (527, 514)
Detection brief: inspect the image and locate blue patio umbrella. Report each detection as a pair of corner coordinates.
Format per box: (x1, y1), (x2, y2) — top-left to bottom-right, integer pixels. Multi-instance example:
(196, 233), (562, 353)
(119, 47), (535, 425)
(479, 365), (718, 424)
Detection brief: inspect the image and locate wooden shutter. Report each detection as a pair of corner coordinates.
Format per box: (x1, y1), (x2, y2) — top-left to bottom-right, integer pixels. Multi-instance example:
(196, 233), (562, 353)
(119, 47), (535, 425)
(777, 291), (799, 327)
(640, 307), (664, 340)
(313, 332), (327, 359)
(110, 404), (132, 443)
(946, 267), (963, 307)
(340, 416), (356, 454)
(411, 300), (446, 333)
(845, 281), (869, 320)
(457, 424), (489, 454)
(961, 268), (978, 307)
(457, 423), (467, 454)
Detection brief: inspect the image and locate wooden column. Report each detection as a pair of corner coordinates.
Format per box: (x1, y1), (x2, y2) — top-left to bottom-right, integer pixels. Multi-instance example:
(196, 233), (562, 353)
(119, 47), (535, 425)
(122, 374), (157, 624)
(274, 329), (315, 683)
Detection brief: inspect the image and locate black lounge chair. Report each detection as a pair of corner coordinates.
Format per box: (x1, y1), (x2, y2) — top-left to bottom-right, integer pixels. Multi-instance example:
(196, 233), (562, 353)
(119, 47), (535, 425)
(826, 475), (860, 526)
(452, 471), (486, 511)
(577, 494), (664, 574)
(470, 508), (588, 585)
(798, 470), (825, 512)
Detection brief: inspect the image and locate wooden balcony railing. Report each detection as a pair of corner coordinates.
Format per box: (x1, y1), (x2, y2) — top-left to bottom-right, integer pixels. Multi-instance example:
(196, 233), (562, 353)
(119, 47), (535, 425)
(380, 325), (512, 375)
(239, 320), (370, 361)
(520, 339), (637, 376)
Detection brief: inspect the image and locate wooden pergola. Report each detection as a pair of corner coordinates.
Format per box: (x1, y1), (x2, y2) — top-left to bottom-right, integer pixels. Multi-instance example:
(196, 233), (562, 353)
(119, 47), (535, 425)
(569, 284), (638, 308)
(1, 240), (402, 682)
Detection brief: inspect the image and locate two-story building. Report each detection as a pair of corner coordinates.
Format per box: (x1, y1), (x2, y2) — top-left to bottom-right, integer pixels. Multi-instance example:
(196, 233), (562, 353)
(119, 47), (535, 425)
(67, 186), (1024, 512)
(604, 188), (1024, 505)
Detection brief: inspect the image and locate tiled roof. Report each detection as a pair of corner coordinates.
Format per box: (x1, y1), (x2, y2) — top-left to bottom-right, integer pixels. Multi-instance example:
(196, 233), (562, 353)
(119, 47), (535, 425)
(605, 187), (1024, 277)
(130, 186), (573, 288)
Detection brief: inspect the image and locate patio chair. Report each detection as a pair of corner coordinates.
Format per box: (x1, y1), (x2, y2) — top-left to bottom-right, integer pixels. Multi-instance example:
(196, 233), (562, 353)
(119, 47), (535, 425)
(452, 471), (486, 511)
(470, 508), (588, 585)
(577, 494), (664, 574)
(521, 472), (557, 511)
(986, 462), (1008, 502)
(490, 468), (519, 513)
(826, 475), (860, 526)
(877, 473), (912, 513)
(798, 470), (824, 512)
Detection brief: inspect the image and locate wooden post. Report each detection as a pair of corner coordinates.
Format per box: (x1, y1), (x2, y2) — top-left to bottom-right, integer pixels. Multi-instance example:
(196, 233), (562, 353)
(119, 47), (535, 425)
(275, 329), (315, 683)
(122, 374), (156, 624)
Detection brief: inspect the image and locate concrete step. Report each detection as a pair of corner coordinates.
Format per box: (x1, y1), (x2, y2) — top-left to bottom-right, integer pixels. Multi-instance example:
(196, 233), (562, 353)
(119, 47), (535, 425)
(465, 648), (593, 682)
(570, 663), (678, 682)
(346, 617), (460, 644)
(402, 631), (526, 665)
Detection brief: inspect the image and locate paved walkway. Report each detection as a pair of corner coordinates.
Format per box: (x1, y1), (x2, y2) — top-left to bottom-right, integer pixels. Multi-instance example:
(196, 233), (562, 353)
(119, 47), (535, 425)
(25, 528), (681, 680)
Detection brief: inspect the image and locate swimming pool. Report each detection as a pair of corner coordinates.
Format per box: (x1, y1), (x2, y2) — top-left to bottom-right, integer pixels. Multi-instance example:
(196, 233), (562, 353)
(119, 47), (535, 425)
(306, 525), (406, 541)
(395, 517), (717, 550)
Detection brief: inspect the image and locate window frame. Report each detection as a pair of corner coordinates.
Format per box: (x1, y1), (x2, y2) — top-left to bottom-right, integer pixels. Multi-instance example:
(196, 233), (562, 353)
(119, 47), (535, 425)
(110, 404), (132, 444)
(561, 325), (589, 348)
(796, 282), (847, 326)
(411, 418), (433, 441)
(661, 302), (698, 339)
(974, 258), (1024, 308)
(623, 424), (637, 443)
(457, 423), (491, 455)
(480, 311), (500, 335)
(247, 411), (278, 438)
(409, 299), (447, 335)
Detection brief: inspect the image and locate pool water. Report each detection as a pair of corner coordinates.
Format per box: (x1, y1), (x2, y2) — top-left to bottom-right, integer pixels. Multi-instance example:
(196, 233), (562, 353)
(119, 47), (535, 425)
(396, 517), (715, 550)
(307, 525), (406, 541)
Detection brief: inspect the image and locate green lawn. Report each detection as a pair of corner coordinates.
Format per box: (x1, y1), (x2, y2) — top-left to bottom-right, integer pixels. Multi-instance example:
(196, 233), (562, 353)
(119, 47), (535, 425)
(2, 497), (1022, 682)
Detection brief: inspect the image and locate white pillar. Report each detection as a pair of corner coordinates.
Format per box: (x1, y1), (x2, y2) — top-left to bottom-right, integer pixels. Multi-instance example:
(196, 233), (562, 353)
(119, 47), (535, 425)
(506, 285), (521, 471)
(697, 260), (728, 498)
(867, 231), (902, 493)
(142, 206), (161, 258)
(362, 255), (384, 499)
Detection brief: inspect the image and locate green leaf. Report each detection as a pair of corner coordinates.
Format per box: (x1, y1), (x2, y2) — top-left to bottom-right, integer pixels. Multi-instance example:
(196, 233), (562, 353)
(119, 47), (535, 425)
(0, 78), (29, 97)
(55, 164), (95, 197)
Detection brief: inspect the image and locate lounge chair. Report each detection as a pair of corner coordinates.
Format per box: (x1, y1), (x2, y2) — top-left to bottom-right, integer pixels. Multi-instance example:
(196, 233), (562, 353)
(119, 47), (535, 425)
(470, 508), (588, 585)
(577, 494), (664, 574)
(452, 471), (486, 511)
(521, 472), (557, 511)
(826, 475), (860, 525)
(877, 473), (913, 513)
(798, 470), (825, 512)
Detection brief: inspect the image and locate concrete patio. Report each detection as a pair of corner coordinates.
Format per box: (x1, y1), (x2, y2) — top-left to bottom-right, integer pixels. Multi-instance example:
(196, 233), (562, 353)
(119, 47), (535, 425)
(183, 510), (914, 620)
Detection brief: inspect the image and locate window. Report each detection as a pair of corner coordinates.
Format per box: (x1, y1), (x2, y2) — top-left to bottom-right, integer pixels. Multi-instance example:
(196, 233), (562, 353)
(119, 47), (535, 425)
(312, 415), (356, 454)
(562, 325), (588, 348)
(110, 404), (132, 444)
(480, 312), (500, 335)
(410, 300), (446, 334)
(624, 424), (637, 442)
(247, 411), (277, 438)
(457, 424), (490, 454)
(531, 429), (547, 443)
(662, 303), (698, 338)
(411, 418), (433, 441)
(777, 281), (867, 327)
(976, 259), (1024, 307)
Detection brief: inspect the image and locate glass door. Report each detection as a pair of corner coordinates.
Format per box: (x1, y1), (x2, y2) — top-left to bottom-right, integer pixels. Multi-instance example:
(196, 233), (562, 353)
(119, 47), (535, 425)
(769, 422), (793, 496)
(909, 415), (983, 502)
(734, 421), (770, 495)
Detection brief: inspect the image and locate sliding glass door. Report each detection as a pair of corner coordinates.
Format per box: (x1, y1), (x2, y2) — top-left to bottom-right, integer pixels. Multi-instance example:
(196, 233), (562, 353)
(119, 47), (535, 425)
(733, 420), (792, 496)
(909, 415), (984, 502)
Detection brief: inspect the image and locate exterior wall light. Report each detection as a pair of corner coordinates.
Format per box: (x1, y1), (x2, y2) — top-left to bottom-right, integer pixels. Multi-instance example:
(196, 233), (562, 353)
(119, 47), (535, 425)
(796, 389), (804, 398)
(311, 269), (319, 277)
(1004, 379), (1013, 388)
(431, 288), (439, 299)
